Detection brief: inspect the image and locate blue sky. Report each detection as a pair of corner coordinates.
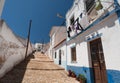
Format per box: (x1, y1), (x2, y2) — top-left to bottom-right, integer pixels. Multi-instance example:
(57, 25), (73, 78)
(1, 0), (73, 43)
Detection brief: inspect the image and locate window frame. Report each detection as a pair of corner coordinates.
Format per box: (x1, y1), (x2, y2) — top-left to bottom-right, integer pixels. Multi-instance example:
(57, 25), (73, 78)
(71, 46), (77, 62)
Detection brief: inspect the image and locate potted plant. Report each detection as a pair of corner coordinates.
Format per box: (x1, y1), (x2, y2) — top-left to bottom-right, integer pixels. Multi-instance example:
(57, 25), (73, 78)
(71, 71), (76, 78)
(76, 74), (86, 83)
(68, 70), (76, 78)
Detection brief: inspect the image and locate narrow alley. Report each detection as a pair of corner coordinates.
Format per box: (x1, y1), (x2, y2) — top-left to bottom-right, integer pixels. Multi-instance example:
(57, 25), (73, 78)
(1, 0), (120, 83)
(0, 52), (79, 83)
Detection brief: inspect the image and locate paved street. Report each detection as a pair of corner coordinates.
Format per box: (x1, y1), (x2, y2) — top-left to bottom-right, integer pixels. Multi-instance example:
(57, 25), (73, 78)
(0, 52), (79, 83)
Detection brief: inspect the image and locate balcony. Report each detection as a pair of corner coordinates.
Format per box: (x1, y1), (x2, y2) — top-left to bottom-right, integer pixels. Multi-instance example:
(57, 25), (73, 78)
(67, 0), (115, 39)
(87, 0), (115, 24)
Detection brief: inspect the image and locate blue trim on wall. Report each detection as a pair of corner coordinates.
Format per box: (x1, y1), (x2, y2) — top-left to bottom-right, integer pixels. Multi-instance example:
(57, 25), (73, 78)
(107, 70), (120, 83)
(67, 66), (94, 83)
(67, 65), (120, 83)
(114, 0), (120, 23)
(67, 7), (120, 42)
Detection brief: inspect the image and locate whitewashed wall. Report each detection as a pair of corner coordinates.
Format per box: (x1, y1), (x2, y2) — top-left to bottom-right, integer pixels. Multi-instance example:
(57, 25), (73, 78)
(54, 43), (67, 70)
(66, 0), (86, 28)
(0, 20), (33, 78)
(85, 13), (120, 70)
(65, 0), (120, 82)
(67, 13), (120, 70)
(99, 14), (120, 70)
(0, 21), (24, 47)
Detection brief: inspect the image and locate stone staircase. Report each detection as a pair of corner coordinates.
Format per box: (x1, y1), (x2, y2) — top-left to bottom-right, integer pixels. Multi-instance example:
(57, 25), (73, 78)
(0, 52), (79, 83)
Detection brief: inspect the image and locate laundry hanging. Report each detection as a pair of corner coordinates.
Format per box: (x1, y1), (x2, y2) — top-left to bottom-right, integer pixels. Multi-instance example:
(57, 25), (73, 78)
(77, 23), (84, 31)
(76, 18), (84, 31)
(71, 24), (75, 31)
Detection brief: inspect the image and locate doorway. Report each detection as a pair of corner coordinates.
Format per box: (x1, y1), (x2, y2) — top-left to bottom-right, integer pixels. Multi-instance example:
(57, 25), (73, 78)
(59, 50), (61, 65)
(89, 38), (107, 83)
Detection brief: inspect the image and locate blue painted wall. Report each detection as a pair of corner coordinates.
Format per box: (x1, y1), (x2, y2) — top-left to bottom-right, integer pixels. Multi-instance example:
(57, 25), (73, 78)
(107, 70), (120, 83)
(67, 65), (120, 83)
(67, 66), (94, 83)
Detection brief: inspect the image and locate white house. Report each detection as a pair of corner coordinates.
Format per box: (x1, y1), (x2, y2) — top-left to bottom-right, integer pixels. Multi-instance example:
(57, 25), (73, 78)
(44, 43), (50, 56)
(66, 0), (120, 83)
(49, 26), (59, 59)
(49, 26), (67, 69)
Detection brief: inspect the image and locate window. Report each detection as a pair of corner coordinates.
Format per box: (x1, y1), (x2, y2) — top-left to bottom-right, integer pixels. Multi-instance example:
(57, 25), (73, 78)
(70, 16), (74, 25)
(55, 52), (57, 59)
(85, 0), (95, 12)
(71, 46), (76, 62)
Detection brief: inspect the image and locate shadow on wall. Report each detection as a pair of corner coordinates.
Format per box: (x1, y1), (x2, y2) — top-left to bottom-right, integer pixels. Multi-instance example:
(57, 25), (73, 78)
(0, 52), (35, 83)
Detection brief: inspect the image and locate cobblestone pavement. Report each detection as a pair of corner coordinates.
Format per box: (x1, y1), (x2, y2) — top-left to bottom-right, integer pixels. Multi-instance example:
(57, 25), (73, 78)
(0, 52), (79, 83)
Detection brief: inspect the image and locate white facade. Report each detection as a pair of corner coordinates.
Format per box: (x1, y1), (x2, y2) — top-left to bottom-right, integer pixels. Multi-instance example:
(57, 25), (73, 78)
(44, 43), (50, 56)
(54, 41), (67, 69)
(49, 33), (55, 58)
(66, 0), (120, 83)
(49, 26), (67, 69)
(67, 13), (120, 68)
(49, 27), (59, 59)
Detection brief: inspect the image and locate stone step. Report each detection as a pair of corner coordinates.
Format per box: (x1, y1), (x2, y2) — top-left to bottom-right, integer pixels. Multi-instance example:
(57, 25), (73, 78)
(0, 52), (79, 83)
(27, 54), (51, 61)
(15, 61), (64, 70)
(0, 68), (79, 83)
(29, 59), (54, 62)
(26, 55), (50, 58)
(33, 57), (51, 60)
(33, 52), (45, 56)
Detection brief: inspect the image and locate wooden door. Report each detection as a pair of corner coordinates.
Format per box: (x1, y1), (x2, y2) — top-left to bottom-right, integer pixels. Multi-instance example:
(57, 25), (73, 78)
(90, 38), (107, 83)
(59, 50), (61, 65)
